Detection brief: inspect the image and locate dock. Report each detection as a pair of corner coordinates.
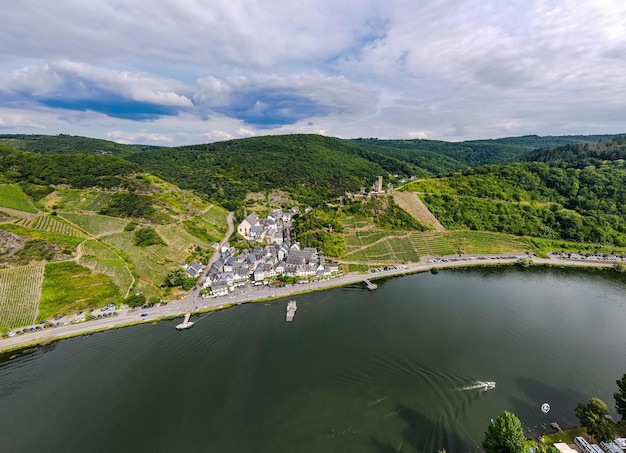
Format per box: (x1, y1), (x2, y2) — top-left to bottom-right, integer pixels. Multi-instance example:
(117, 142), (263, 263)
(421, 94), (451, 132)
(363, 279), (377, 290)
(176, 311), (194, 330)
(286, 300), (297, 321)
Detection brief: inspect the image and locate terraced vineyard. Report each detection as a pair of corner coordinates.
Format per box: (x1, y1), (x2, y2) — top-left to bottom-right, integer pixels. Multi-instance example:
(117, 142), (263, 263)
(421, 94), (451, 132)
(156, 224), (206, 252)
(14, 214), (86, 237)
(444, 230), (528, 255)
(83, 192), (114, 211)
(0, 184), (38, 213)
(58, 212), (128, 236)
(409, 232), (456, 256)
(79, 240), (134, 296)
(201, 206), (229, 232)
(102, 232), (173, 287)
(0, 263), (45, 332)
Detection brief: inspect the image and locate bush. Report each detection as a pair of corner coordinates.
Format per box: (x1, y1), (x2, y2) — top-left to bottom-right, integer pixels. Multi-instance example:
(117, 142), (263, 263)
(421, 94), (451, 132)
(125, 293), (146, 307)
(133, 227), (166, 247)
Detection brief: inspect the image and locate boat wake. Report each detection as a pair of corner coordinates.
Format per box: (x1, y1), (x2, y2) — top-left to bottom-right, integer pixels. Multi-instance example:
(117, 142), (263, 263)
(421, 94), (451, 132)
(456, 381), (496, 391)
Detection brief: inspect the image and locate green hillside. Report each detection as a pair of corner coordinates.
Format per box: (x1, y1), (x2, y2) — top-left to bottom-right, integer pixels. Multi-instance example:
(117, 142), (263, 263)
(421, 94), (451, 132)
(128, 134), (421, 209)
(518, 136), (626, 168)
(352, 133), (624, 168)
(0, 134), (143, 157)
(0, 144), (229, 330)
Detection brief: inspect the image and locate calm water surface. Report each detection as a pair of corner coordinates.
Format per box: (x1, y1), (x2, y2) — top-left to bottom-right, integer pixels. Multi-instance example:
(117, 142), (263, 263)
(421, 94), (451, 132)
(1, 267), (625, 452)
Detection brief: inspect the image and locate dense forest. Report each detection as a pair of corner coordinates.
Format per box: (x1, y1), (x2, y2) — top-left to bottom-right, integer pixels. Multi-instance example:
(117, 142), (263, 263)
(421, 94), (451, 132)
(352, 134), (624, 168)
(0, 144), (140, 189)
(127, 134), (421, 209)
(0, 134), (149, 157)
(519, 136), (626, 168)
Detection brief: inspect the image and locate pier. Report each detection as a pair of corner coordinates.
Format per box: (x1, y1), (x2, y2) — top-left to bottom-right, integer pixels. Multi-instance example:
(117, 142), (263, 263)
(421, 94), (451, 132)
(176, 311), (194, 330)
(286, 300), (297, 321)
(363, 279), (377, 290)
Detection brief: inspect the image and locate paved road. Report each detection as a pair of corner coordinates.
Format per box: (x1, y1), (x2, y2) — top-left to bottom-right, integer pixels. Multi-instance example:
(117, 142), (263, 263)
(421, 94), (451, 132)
(1, 253), (615, 352)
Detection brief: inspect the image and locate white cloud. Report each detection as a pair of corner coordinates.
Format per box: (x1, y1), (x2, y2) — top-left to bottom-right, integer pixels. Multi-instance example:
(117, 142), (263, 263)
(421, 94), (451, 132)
(0, 0), (625, 142)
(107, 130), (175, 143)
(3, 61), (192, 107)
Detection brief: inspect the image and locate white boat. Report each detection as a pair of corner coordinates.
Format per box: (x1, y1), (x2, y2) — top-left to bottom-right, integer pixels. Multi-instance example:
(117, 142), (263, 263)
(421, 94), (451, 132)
(478, 380), (496, 389)
(176, 311), (194, 330)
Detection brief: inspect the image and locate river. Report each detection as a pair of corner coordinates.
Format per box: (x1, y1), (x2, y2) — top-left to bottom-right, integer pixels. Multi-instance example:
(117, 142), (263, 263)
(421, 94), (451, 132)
(1, 267), (625, 452)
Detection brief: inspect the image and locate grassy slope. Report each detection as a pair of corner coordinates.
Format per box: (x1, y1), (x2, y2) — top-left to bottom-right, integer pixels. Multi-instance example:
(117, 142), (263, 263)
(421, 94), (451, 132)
(0, 184), (38, 213)
(38, 261), (122, 320)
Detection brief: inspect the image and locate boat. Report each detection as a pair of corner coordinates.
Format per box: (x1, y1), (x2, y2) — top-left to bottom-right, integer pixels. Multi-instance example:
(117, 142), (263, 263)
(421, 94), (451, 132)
(477, 380), (496, 389)
(176, 311), (194, 330)
(286, 300), (297, 321)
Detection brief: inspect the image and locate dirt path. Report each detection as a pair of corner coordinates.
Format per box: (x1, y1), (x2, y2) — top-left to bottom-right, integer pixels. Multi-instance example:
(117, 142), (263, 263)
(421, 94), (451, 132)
(393, 192), (445, 232)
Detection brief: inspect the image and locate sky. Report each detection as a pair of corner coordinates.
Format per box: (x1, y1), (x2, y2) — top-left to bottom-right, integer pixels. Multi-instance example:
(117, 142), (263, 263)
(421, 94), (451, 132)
(1, 0), (625, 146)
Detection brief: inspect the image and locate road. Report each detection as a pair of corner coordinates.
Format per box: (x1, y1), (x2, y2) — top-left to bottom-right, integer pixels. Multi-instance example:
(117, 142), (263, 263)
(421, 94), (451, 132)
(1, 251), (616, 352)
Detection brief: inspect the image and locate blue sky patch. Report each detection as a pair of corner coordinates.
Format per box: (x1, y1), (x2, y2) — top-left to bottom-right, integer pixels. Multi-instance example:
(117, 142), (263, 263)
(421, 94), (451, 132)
(39, 95), (183, 121)
(213, 89), (332, 128)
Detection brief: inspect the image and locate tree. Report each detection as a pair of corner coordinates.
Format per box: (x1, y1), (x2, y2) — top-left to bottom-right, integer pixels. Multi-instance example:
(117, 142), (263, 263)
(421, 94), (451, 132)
(615, 373), (626, 419)
(164, 268), (188, 287)
(575, 397), (614, 442)
(133, 227), (166, 247)
(482, 411), (526, 453)
(125, 293), (146, 307)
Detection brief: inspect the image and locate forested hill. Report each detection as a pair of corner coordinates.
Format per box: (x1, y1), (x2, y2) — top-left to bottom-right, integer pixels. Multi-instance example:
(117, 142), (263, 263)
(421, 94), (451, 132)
(518, 136), (626, 168)
(352, 133), (625, 168)
(0, 134), (156, 157)
(0, 144), (140, 189)
(127, 134), (423, 209)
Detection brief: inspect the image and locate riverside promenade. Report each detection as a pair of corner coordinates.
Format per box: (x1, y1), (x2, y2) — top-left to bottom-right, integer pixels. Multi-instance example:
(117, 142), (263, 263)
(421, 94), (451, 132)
(0, 254), (616, 353)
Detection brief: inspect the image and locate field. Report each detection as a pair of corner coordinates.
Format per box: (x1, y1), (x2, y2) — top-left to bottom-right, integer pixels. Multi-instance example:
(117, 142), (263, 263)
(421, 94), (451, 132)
(83, 192), (114, 211)
(38, 261), (122, 320)
(200, 206), (228, 234)
(102, 232), (174, 287)
(58, 212), (128, 236)
(0, 264), (45, 332)
(0, 184), (38, 213)
(409, 232), (456, 256)
(343, 215), (419, 263)
(156, 224), (206, 252)
(444, 230), (528, 254)
(79, 240), (134, 296)
(14, 214), (86, 237)
(341, 211), (533, 264)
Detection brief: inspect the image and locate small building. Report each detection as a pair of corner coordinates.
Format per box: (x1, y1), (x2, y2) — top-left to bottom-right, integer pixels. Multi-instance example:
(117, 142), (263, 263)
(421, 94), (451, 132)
(186, 262), (203, 278)
(209, 280), (229, 297)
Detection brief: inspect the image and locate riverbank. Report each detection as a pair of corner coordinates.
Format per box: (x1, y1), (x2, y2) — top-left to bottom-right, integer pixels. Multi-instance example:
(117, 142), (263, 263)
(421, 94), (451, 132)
(0, 254), (619, 354)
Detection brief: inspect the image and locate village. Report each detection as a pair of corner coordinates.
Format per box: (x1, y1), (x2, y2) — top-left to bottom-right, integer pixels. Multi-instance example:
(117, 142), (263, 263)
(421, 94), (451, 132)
(191, 207), (342, 298)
